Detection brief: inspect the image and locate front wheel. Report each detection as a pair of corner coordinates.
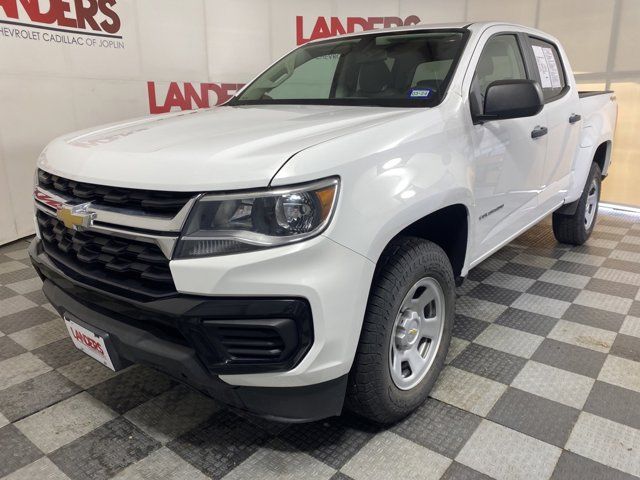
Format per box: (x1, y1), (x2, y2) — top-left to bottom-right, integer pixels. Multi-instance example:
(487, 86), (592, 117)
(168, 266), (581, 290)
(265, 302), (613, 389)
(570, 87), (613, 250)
(552, 162), (602, 245)
(346, 237), (455, 424)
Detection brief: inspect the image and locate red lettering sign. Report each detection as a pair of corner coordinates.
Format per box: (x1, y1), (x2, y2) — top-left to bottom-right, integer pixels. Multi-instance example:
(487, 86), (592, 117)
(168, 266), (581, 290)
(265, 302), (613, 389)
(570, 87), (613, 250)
(147, 81), (245, 114)
(0, 0), (121, 34)
(71, 327), (104, 355)
(296, 15), (421, 45)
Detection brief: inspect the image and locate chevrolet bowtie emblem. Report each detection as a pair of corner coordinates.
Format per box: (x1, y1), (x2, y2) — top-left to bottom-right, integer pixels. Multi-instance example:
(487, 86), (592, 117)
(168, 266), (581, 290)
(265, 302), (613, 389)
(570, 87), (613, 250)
(56, 203), (95, 230)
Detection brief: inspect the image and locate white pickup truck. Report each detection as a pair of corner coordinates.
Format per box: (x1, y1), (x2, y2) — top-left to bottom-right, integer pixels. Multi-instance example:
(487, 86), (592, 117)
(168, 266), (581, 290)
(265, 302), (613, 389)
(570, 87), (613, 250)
(30, 22), (617, 423)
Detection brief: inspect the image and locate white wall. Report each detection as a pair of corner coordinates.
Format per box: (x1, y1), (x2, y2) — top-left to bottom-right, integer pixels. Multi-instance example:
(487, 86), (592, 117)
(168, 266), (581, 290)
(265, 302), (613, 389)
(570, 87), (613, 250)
(1, 0), (639, 245)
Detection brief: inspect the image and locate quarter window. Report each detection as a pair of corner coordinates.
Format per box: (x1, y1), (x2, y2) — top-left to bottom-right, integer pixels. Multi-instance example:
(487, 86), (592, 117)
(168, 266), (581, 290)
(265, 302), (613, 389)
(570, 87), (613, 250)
(529, 37), (566, 101)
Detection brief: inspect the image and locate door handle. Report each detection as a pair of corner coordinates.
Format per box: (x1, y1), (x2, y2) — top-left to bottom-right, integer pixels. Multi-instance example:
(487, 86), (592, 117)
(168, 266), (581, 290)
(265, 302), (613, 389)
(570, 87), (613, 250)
(569, 113), (582, 124)
(531, 126), (548, 139)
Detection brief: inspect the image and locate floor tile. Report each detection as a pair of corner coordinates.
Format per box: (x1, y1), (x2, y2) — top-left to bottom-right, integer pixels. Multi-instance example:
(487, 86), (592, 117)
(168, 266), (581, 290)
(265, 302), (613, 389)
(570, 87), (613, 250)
(598, 355), (640, 393)
(551, 259), (599, 277)
(50, 417), (160, 480)
(441, 462), (493, 480)
(562, 304), (625, 331)
(1, 457), (70, 480)
(548, 319), (617, 353)
(586, 278), (639, 299)
(455, 297), (508, 322)
(551, 451), (637, 480)
(393, 398), (481, 458)
(494, 308), (558, 336)
(481, 271), (535, 292)
(532, 338), (606, 378)
(15, 392), (117, 453)
(0, 296), (37, 318)
(566, 412), (640, 477)
(32, 337), (85, 369)
(0, 371), (81, 422)
(621, 315), (640, 338)
(446, 337), (470, 365)
(5, 277), (42, 295)
(0, 412), (8, 429)
(499, 262), (546, 280)
(611, 333), (640, 362)
(0, 352), (51, 391)
(603, 258), (640, 275)
(450, 343), (527, 384)
(452, 315), (489, 341)
(0, 261), (30, 276)
(88, 366), (175, 414)
(456, 420), (561, 480)
(9, 318), (68, 350)
(0, 305), (59, 334)
(511, 361), (594, 409)
(280, 415), (379, 470)
(511, 293), (570, 318)
(574, 290), (633, 315)
(539, 269), (591, 289)
(224, 439), (336, 480)
(473, 324), (544, 358)
(560, 251), (606, 267)
(341, 431), (451, 480)
(527, 281), (581, 302)
(584, 380), (640, 430)
(611, 249), (640, 264)
(111, 447), (209, 480)
(57, 357), (121, 389)
(595, 267), (640, 286)
(487, 387), (579, 447)
(512, 253), (557, 269)
(0, 424), (44, 478)
(0, 336), (26, 361)
(0, 266), (39, 285)
(430, 367), (507, 416)
(124, 384), (220, 444)
(466, 283), (521, 306)
(167, 410), (270, 480)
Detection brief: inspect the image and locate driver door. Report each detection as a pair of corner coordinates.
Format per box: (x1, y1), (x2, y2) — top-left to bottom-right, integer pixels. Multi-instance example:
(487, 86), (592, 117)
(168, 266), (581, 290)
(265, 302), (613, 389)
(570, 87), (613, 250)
(468, 32), (548, 263)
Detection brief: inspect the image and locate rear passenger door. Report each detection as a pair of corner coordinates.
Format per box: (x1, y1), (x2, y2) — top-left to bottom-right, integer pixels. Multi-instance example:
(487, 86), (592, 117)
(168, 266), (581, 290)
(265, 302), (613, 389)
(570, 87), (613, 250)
(525, 36), (582, 209)
(467, 32), (548, 262)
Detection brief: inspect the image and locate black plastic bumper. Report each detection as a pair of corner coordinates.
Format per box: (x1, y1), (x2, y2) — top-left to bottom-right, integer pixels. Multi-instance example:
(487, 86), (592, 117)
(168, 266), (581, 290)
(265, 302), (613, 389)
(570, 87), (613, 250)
(29, 239), (346, 422)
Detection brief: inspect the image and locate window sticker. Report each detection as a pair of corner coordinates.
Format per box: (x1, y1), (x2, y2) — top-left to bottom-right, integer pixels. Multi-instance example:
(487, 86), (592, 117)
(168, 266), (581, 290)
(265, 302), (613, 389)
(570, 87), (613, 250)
(532, 45), (561, 89)
(408, 88), (432, 98)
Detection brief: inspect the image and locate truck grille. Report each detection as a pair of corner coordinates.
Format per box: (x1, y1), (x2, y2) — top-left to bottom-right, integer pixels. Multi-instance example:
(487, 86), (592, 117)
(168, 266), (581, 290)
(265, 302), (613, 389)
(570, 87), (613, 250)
(37, 210), (176, 297)
(37, 169), (194, 215)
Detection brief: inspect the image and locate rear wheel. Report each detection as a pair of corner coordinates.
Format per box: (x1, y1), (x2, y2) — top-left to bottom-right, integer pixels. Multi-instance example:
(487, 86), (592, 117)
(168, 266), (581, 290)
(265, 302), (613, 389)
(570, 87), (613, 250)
(552, 162), (601, 245)
(346, 237), (455, 424)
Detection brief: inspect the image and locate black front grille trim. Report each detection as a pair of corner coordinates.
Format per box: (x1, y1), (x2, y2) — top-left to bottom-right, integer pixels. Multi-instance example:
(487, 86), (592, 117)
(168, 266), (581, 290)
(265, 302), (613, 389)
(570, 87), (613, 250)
(38, 169), (196, 215)
(37, 210), (176, 300)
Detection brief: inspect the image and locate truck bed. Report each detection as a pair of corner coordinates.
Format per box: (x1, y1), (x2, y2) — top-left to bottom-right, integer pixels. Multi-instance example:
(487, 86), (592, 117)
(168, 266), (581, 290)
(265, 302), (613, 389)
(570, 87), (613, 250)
(579, 90), (614, 98)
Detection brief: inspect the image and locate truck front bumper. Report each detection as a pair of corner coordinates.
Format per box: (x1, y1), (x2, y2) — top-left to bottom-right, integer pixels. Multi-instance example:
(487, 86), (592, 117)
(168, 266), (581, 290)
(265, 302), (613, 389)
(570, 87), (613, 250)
(29, 236), (374, 422)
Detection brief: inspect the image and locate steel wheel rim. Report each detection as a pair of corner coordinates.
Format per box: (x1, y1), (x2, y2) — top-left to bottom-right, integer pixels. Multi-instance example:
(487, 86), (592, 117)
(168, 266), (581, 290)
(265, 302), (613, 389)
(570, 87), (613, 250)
(389, 277), (445, 390)
(585, 178), (599, 230)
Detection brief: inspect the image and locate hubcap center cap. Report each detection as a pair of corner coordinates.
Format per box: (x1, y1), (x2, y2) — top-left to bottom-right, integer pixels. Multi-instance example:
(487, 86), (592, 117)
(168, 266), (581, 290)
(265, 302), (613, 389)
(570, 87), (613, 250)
(395, 311), (421, 350)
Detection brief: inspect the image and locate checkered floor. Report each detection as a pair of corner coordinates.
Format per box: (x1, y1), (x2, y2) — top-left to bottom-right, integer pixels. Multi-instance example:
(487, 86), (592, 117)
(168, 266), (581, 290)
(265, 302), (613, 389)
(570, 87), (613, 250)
(2, 209), (640, 480)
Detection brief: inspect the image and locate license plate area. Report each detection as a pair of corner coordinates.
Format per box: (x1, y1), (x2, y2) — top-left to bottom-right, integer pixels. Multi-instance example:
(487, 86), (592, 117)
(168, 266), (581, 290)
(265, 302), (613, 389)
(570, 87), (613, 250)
(64, 315), (120, 371)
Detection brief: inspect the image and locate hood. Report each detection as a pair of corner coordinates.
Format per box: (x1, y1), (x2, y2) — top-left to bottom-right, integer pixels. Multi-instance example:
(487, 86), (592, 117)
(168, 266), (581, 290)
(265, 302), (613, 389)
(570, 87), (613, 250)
(39, 105), (416, 191)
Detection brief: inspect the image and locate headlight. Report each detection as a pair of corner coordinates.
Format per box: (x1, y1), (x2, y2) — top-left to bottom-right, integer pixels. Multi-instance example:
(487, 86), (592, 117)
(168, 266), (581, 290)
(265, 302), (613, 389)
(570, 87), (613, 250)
(174, 177), (339, 258)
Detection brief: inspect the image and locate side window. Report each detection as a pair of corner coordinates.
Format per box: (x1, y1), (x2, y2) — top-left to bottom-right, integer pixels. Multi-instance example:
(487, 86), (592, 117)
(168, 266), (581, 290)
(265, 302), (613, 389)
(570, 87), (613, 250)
(470, 35), (527, 115)
(529, 37), (566, 101)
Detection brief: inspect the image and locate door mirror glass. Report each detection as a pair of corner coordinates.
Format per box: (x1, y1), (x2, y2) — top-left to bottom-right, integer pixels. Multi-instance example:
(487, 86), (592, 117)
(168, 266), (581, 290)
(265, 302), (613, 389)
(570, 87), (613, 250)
(477, 79), (543, 122)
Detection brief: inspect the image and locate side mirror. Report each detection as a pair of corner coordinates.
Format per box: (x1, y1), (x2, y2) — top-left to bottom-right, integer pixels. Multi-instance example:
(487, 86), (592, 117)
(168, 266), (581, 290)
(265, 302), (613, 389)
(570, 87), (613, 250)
(476, 79), (543, 122)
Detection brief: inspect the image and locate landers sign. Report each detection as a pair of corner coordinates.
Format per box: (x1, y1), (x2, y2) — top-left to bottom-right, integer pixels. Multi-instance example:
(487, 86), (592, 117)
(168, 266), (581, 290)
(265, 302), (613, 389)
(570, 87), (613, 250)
(148, 82), (245, 114)
(0, 0), (124, 48)
(296, 15), (421, 45)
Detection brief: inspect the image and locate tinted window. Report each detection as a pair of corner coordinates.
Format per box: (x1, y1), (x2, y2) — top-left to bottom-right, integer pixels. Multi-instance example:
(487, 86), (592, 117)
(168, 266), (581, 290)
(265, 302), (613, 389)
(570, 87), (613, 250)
(231, 30), (468, 108)
(529, 37), (566, 101)
(470, 35), (528, 115)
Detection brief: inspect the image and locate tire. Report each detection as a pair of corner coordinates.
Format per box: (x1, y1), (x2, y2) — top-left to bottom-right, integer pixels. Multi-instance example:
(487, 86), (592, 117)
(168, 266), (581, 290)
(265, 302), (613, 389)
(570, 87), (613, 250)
(346, 237), (455, 424)
(552, 162), (602, 245)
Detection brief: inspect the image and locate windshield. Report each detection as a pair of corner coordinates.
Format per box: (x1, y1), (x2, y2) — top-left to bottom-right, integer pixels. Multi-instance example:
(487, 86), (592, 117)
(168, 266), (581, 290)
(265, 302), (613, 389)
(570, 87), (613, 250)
(229, 29), (468, 108)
